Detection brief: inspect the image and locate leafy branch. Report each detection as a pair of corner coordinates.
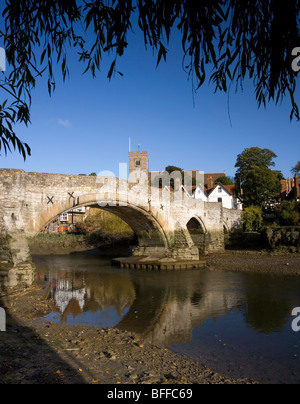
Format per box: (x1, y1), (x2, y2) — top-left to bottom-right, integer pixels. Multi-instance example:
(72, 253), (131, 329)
(1, 0), (300, 159)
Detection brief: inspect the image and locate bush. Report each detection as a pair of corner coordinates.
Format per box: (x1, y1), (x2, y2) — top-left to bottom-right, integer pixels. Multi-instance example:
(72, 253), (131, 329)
(262, 227), (300, 250)
(226, 231), (266, 250)
(83, 211), (133, 233)
(243, 206), (263, 231)
(275, 201), (300, 226)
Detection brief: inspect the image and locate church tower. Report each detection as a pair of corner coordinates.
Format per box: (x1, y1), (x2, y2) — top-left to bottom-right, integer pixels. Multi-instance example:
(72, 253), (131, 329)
(128, 150), (149, 183)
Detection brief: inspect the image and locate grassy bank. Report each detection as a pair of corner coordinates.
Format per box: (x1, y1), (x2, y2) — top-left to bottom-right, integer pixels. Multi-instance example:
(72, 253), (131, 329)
(28, 231), (134, 256)
(29, 210), (135, 255)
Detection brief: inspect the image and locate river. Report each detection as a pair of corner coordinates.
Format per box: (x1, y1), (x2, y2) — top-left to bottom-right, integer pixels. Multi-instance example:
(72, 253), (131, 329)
(33, 254), (300, 384)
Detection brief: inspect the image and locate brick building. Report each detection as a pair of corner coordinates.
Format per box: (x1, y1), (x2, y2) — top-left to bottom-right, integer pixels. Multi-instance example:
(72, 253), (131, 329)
(280, 174), (300, 202)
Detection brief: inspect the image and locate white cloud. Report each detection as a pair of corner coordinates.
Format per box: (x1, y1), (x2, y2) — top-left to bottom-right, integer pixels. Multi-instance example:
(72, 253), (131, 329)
(58, 119), (71, 127)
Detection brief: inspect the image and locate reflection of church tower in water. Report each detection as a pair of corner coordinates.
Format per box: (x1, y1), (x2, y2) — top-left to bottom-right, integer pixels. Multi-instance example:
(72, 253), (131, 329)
(128, 150), (149, 184)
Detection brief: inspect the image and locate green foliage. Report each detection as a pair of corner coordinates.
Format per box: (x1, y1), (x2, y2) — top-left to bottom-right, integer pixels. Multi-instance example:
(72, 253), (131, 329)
(1, 0), (82, 159)
(84, 211), (133, 234)
(33, 232), (86, 244)
(275, 201), (300, 226)
(0, 100), (31, 159)
(235, 147), (277, 172)
(165, 165), (183, 174)
(152, 165), (182, 189)
(263, 227), (300, 251)
(31, 228), (133, 251)
(152, 165), (196, 188)
(215, 176), (234, 185)
(235, 147), (282, 207)
(291, 161), (300, 175)
(1, 1), (300, 158)
(243, 206), (263, 231)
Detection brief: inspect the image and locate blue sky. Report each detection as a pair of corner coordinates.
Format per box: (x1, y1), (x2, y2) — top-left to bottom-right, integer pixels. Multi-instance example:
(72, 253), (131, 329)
(1, 23), (299, 179)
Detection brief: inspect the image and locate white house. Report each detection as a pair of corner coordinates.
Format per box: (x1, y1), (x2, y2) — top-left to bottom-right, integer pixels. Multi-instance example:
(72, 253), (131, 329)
(59, 207), (87, 223)
(193, 183), (242, 210)
(159, 181), (243, 211)
(193, 185), (208, 202)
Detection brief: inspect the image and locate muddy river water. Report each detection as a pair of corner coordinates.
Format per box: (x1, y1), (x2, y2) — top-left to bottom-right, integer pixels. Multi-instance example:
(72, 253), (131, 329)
(33, 254), (300, 384)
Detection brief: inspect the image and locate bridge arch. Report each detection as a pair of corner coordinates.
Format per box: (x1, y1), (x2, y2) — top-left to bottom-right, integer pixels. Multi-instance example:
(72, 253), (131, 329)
(186, 216), (207, 253)
(29, 193), (170, 250)
(223, 221), (229, 233)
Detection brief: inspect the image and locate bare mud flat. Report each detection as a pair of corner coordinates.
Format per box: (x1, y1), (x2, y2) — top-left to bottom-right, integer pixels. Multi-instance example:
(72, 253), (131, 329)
(207, 250), (300, 276)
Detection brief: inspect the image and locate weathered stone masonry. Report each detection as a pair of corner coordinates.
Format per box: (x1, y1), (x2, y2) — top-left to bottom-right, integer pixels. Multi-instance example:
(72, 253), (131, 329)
(0, 169), (242, 293)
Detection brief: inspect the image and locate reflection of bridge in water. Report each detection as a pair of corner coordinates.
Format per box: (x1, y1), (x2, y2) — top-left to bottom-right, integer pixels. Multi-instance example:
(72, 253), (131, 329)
(117, 271), (242, 347)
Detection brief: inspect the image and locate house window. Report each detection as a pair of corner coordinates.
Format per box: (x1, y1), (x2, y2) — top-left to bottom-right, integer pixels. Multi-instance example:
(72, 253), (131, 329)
(218, 198), (222, 203)
(60, 213), (68, 222)
(218, 187), (222, 193)
(72, 207), (85, 213)
(135, 160), (140, 166)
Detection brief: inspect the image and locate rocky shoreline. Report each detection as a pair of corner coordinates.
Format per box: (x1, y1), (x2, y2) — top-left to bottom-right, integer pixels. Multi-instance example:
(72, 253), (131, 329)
(0, 281), (256, 385)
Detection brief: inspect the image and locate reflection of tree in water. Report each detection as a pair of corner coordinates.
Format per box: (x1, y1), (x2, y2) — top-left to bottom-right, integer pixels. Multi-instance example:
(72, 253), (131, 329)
(120, 270), (300, 347)
(243, 276), (297, 334)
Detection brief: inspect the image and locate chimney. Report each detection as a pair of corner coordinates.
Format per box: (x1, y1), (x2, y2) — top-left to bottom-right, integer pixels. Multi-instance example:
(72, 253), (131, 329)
(287, 177), (292, 193)
(295, 174), (300, 198)
(207, 175), (214, 190)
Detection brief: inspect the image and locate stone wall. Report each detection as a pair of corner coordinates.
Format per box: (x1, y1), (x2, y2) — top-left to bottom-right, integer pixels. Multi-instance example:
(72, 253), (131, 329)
(223, 208), (244, 233)
(0, 233), (35, 295)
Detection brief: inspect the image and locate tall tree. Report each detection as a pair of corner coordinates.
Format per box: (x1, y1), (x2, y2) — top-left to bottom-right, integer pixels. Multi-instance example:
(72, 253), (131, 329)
(215, 176), (234, 185)
(1, 0), (300, 158)
(235, 147), (282, 207)
(291, 161), (300, 175)
(165, 165), (183, 175)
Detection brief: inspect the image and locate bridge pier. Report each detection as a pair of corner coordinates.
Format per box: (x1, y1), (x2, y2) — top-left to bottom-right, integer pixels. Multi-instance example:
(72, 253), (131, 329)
(131, 245), (201, 261)
(0, 232), (35, 295)
(131, 229), (226, 261)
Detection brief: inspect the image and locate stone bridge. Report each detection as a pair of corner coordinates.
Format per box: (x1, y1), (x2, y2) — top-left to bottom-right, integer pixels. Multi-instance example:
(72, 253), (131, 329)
(0, 169), (242, 293)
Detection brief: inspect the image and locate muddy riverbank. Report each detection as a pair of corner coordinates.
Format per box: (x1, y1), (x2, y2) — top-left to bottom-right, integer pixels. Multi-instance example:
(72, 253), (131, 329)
(207, 250), (300, 276)
(0, 282), (255, 385)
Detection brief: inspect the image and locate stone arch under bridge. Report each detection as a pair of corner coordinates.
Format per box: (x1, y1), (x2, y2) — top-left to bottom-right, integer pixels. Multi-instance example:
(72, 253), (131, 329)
(0, 169), (242, 293)
(37, 196), (169, 252)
